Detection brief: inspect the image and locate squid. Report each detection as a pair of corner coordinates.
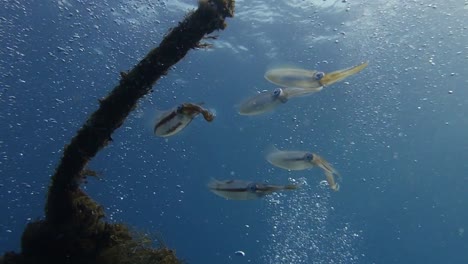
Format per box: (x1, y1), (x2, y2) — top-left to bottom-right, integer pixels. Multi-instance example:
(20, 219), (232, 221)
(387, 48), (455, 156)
(265, 61), (369, 91)
(238, 61), (368, 115)
(208, 179), (299, 200)
(265, 146), (340, 191)
(154, 103), (214, 137)
(238, 87), (314, 115)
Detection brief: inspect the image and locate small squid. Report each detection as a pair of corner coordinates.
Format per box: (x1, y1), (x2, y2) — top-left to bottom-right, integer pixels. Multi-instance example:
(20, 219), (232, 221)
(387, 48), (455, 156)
(154, 103), (214, 137)
(238, 87), (314, 115)
(208, 179), (299, 200)
(265, 61), (368, 91)
(265, 146), (340, 191)
(238, 61), (368, 115)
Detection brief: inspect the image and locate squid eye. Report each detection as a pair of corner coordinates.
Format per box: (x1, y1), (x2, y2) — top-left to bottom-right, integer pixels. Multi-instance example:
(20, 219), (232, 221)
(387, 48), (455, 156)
(247, 183), (258, 192)
(273, 88), (283, 97)
(314, 71), (325, 80)
(176, 105), (184, 112)
(304, 153), (314, 161)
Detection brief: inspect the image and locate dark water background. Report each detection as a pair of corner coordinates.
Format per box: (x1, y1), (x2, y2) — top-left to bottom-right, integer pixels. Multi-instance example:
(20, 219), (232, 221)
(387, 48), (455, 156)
(1, 0), (467, 263)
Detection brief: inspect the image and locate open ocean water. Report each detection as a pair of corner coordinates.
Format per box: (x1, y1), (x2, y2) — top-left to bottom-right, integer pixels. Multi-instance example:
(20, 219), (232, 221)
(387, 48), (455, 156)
(1, 0), (467, 263)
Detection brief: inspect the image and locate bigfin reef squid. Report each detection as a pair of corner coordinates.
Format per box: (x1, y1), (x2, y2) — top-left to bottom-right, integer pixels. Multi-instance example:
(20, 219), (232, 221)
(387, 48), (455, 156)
(154, 102), (214, 137)
(208, 179), (299, 200)
(265, 61), (369, 91)
(238, 61), (368, 115)
(265, 145), (340, 191)
(238, 87), (315, 115)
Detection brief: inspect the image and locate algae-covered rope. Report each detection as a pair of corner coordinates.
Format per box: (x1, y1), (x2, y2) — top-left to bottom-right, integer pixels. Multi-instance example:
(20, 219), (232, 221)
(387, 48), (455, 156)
(46, 0), (235, 225)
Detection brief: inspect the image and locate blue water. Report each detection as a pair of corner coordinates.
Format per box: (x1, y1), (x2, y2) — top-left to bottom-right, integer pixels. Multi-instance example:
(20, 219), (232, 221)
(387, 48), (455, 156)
(1, 0), (468, 263)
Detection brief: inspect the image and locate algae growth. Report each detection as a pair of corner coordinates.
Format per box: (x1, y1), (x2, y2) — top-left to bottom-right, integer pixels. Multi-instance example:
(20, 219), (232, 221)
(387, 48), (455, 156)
(1, 1), (235, 263)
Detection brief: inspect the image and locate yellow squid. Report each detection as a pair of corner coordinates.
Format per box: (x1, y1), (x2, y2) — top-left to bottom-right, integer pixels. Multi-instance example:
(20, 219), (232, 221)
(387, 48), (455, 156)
(154, 103), (214, 137)
(208, 179), (299, 200)
(265, 61), (369, 91)
(238, 61), (368, 116)
(265, 146), (340, 191)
